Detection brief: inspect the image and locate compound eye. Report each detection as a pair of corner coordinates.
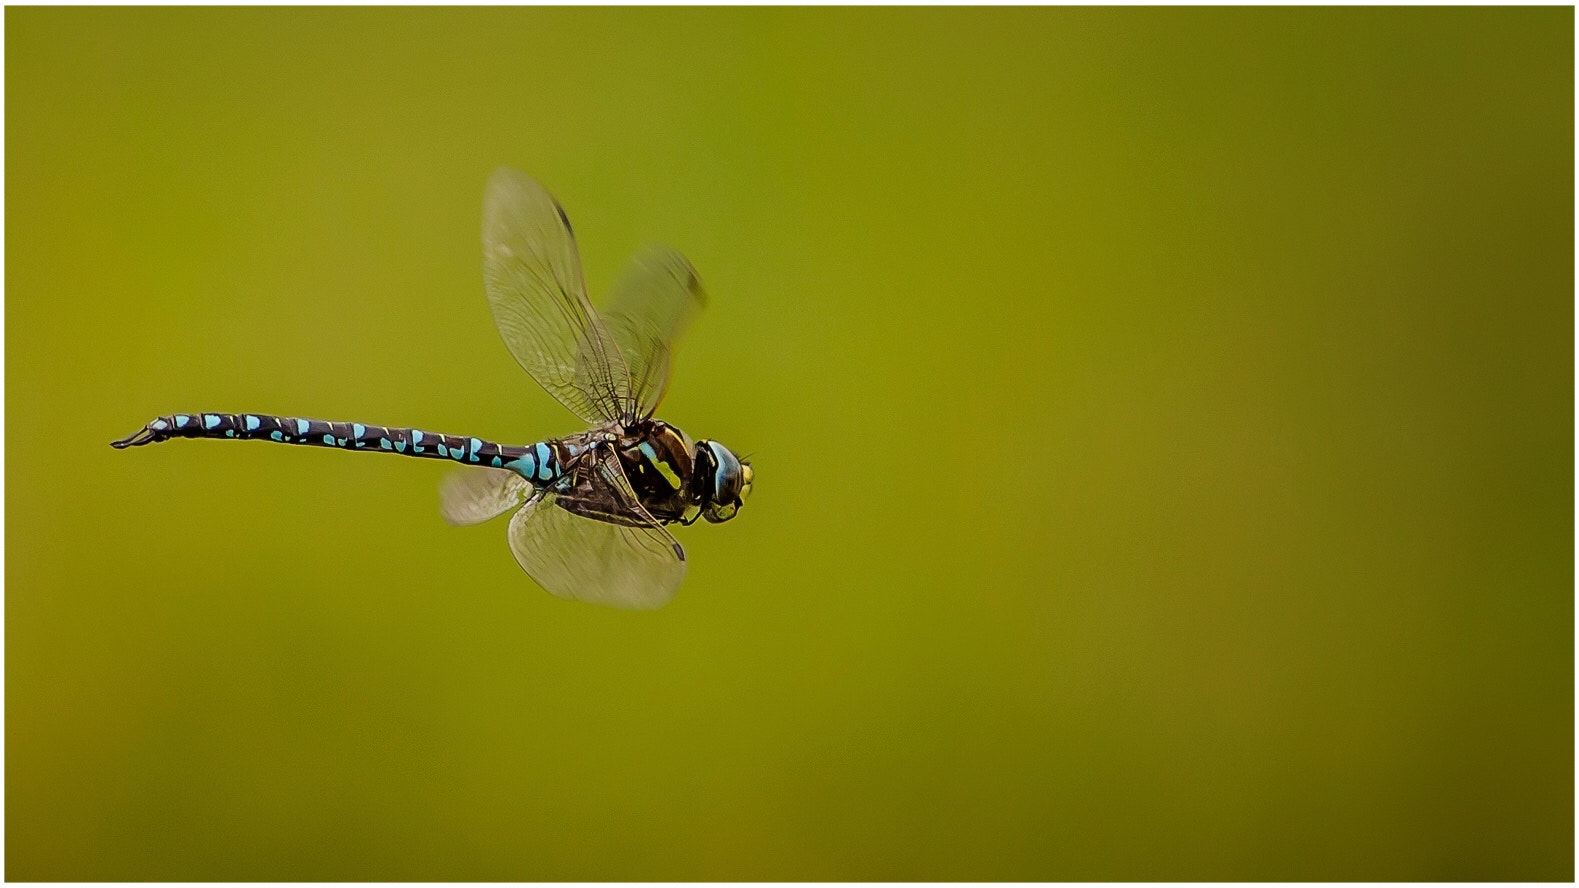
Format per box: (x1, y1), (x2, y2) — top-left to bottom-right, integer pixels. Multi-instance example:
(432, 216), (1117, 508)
(703, 441), (743, 503)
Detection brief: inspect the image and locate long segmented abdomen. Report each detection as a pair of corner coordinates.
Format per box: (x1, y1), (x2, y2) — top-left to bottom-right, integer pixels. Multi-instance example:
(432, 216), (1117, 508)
(108, 411), (571, 475)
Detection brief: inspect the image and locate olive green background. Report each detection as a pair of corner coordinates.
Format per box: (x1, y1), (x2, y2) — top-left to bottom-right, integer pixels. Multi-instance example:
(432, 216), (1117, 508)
(7, 7), (1573, 881)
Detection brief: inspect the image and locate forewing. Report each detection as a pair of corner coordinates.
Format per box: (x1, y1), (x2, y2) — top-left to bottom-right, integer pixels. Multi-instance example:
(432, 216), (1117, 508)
(440, 467), (529, 526)
(506, 450), (686, 609)
(481, 167), (633, 423)
(600, 245), (706, 419)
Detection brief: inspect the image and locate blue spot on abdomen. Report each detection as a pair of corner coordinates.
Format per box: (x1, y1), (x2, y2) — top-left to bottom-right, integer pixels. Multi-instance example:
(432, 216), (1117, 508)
(508, 452), (537, 479)
(535, 443), (552, 480)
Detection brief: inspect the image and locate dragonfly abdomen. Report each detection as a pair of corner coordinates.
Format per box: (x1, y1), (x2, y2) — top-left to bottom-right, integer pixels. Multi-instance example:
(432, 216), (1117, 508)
(498, 439), (583, 485)
(110, 412), (533, 469)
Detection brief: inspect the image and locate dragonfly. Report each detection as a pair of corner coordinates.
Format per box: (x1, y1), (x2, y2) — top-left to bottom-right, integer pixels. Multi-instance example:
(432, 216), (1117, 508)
(112, 166), (752, 609)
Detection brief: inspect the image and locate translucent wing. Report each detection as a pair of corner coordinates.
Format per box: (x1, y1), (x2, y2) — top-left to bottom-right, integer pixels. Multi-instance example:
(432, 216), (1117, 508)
(481, 167), (633, 424)
(439, 467), (529, 526)
(506, 450), (686, 609)
(600, 246), (707, 419)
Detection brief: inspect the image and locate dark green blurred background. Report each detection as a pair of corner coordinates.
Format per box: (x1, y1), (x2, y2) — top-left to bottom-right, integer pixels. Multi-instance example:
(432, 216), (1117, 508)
(7, 7), (1573, 881)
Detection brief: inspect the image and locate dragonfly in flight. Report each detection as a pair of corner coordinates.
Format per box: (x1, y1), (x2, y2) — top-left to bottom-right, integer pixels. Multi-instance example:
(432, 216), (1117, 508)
(113, 167), (752, 609)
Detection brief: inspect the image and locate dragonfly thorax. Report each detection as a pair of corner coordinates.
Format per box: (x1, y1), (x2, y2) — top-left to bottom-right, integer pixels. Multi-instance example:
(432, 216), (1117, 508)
(608, 420), (751, 525)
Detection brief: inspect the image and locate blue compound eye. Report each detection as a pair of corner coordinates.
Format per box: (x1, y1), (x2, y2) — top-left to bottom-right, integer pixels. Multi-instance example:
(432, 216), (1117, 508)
(705, 440), (743, 503)
(697, 440), (750, 523)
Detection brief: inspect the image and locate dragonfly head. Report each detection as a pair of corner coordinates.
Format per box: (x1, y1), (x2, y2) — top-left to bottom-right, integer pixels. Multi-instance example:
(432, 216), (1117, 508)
(695, 440), (752, 523)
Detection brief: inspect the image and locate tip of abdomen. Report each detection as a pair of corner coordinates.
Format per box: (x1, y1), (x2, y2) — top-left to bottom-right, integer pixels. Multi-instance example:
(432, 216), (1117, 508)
(110, 426), (158, 448)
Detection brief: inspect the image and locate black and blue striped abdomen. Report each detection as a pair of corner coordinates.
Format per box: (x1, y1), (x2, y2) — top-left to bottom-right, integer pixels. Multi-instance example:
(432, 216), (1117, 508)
(110, 411), (564, 476)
